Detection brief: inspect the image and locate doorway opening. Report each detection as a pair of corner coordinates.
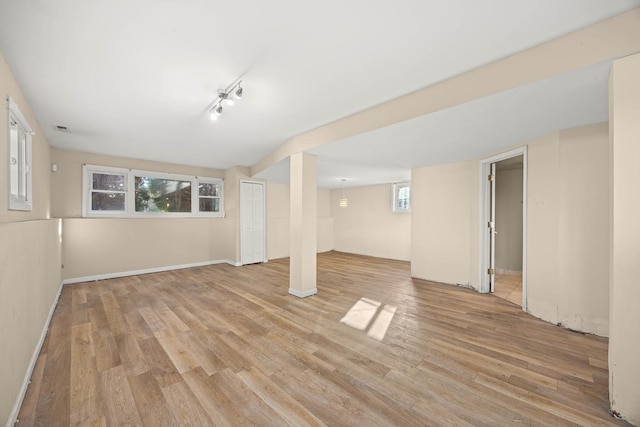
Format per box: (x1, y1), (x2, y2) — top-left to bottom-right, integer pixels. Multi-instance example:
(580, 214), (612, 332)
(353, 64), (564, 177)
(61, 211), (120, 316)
(479, 147), (527, 310)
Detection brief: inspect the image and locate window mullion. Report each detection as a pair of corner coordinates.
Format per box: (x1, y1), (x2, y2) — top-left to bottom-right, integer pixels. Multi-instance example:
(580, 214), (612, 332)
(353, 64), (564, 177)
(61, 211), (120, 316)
(127, 170), (134, 215)
(193, 178), (199, 214)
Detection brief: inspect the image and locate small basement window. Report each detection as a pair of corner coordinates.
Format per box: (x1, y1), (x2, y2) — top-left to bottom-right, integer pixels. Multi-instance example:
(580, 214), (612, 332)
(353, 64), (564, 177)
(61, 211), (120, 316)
(7, 96), (34, 211)
(392, 182), (411, 213)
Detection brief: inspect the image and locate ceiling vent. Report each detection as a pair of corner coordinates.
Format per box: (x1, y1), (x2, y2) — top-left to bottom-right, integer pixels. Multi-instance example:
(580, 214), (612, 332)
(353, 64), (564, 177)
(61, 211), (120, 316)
(54, 125), (71, 133)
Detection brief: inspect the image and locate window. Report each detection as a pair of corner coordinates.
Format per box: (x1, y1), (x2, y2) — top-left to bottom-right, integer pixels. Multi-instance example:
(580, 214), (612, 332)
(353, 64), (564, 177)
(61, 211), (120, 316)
(83, 165), (224, 217)
(392, 182), (411, 213)
(7, 96), (33, 211)
(135, 176), (191, 213)
(89, 167), (127, 213)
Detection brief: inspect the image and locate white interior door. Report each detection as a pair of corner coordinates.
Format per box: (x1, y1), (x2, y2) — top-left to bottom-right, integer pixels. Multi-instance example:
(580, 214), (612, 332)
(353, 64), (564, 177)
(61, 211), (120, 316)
(241, 181), (265, 265)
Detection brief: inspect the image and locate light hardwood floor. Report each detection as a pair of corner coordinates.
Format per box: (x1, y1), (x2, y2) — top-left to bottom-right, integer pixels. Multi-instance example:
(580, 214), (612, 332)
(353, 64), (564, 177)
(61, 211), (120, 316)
(16, 252), (626, 426)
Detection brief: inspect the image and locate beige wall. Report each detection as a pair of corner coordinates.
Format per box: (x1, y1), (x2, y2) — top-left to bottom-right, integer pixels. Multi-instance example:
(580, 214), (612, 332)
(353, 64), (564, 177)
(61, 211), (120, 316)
(609, 53), (640, 425)
(411, 123), (610, 336)
(495, 165), (523, 272)
(61, 217), (229, 280)
(317, 187), (334, 254)
(266, 182), (333, 260)
(0, 220), (62, 426)
(0, 55), (51, 223)
(266, 182), (290, 259)
(51, 148), (235, 280)
(528, 123), (610, 335)
(0, 53), (62, 426)
(50, 148), (225, 218)
(331, 183), (411, 261)
(411, 160), (479, 286)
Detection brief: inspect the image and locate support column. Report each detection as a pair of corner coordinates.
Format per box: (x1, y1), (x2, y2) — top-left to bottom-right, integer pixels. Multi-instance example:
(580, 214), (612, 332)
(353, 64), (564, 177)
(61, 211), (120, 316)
(609, 52), (640, 425)
(289, 152), (317, 297)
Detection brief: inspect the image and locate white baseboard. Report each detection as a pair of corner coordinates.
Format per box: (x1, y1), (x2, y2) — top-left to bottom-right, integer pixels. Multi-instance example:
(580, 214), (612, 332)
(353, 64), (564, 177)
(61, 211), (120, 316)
(288, 287), (318, 298)
(7, 281), (64, 427)
(62, 259), (240, 285)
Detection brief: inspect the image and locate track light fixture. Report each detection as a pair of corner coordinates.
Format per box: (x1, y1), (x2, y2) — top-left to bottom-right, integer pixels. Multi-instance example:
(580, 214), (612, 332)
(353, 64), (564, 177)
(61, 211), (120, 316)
(209, 80), (243, 121)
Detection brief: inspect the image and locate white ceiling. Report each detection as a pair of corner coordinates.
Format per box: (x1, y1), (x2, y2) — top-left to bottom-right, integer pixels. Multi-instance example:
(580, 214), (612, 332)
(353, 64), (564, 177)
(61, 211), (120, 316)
(1, 1), (638, 188)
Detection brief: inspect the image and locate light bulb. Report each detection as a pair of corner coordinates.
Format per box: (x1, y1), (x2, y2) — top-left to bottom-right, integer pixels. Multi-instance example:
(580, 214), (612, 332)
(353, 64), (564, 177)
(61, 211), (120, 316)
(234, 86), (243, 99)
(224, 97), (235, 107)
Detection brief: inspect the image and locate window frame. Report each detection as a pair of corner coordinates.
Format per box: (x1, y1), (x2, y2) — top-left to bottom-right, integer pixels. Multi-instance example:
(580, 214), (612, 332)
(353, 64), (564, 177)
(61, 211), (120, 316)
(7, 96), (34, 211)
(82, 164), (224, 218)
(392, 181), (411, 214)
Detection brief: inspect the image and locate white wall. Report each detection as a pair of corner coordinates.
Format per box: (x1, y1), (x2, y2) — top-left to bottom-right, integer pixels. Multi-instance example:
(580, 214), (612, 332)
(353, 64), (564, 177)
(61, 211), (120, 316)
(331, 183), (411, 261)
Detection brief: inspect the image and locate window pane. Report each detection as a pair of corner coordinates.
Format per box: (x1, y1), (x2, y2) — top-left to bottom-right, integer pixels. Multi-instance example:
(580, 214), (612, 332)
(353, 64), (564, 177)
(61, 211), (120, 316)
(398, 187), (410, 209)
(135, 176), (191, 212)
(93, 173), (125, 191)
(9, 125), (19, 197)
(199, 183), (219, 197)
(92, 192), (125, 211)
(199, 197), (220, 212)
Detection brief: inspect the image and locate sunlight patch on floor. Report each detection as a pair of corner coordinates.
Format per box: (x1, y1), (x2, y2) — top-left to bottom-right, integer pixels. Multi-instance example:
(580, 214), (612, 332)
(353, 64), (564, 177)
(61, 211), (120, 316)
(340, 297), (380, 330)
(367, 304), (397, 341)
(340, 297), (397, 341)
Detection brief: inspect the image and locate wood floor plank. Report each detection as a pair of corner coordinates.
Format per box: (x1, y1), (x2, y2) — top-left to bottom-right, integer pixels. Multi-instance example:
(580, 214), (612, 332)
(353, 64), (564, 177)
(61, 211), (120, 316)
(69, 323), (100, 426)
(33, 310), (72, 426)
(237, 366), (327, 427)
(137, 336), (183, 389)
(16, 252), (627, 426)
(182, 367), (250, 426)
(206, 368), (289, 426)
(154, 329), (201, 374)
(475, 372), (615, 426)
(114, 333), (150, 376)
(91, 330), (120, 373)
(127, 371), (179, 427)
(98, 365), (142, 426)
(160, 380), (213, 426)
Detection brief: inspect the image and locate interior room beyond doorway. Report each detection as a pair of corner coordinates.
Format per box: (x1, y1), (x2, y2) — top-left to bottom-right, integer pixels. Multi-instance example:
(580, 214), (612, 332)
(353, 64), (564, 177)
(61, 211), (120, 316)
(492, 155), (524, 306)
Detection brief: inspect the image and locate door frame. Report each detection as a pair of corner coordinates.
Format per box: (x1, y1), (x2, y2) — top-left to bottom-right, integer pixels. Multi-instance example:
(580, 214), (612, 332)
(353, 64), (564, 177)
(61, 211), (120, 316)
(240, 180), (267, 265)
(478, 146), (528, 311)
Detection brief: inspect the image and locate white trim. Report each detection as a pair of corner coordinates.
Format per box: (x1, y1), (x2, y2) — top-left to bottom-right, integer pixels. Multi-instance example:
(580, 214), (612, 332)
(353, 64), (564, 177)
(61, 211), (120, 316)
(288, 287), (318, 298)
(478, 146), (528, 311)
(7, 281), (63, 427)
(62, 259), (239, 285)
(6, 96), (34, 134)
